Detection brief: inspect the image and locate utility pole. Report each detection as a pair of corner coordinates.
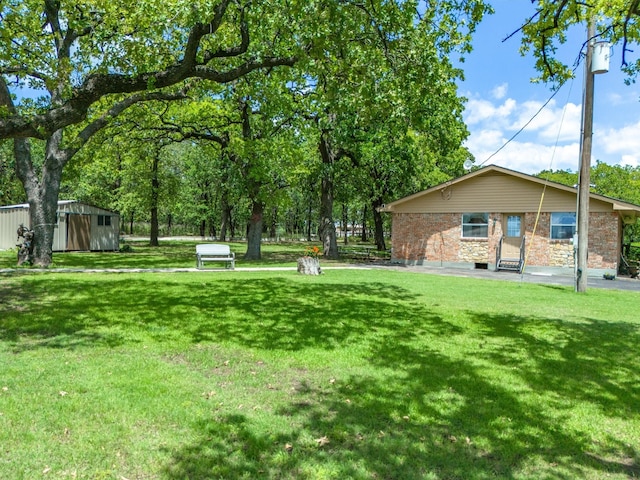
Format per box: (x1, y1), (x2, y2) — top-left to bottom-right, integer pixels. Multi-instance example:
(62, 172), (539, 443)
(576, 20), (596, 292)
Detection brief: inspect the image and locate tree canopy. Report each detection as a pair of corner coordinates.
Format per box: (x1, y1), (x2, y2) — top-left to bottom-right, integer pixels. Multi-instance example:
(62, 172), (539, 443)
(0, 0), (299, 138)
(0, 0), (492, 264)
(516, 0), (640, 84)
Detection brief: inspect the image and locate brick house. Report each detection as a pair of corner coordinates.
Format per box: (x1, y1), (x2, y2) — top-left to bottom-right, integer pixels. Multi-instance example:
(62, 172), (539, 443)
(380, 165), (640, 276)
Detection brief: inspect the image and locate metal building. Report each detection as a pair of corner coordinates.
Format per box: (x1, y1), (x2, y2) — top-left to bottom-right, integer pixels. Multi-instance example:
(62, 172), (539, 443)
(0, 200), (120, 251)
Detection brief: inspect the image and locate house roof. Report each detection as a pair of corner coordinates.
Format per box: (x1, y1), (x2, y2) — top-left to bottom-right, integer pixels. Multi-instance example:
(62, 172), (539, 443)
(380, 164), (640, 214)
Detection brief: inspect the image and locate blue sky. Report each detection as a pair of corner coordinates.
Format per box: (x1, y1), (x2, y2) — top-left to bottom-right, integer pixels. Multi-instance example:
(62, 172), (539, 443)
(458, 0), (640, 174)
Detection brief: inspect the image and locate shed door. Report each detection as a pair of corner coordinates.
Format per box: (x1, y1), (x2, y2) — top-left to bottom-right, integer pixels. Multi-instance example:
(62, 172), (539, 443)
(502, 214), (524, 259)
(67, 214), (91, 251)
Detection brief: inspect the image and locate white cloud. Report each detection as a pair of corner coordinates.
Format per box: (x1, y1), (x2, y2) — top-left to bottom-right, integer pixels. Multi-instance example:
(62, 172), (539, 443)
(464, 128), (504, 151)
(465, 132), (580, 174)
(464, 94), (582, 146)
(462, 88), (640, 175)
(491, 83), (508, 100)
(605, 88), (639, 107)
(538, 102), (582, 143)
(464, 97), (516, 126)
(598, 121), (640, 155)
(487, 141), (580, 173)
(620, 155), (640, 168)
(593, 121), (640, 167)
(504, 99), (582, 144)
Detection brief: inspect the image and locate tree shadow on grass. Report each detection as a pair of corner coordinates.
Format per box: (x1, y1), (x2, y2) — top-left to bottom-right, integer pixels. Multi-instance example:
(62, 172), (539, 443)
(361, 312), (640, 479)
(0, 274), (459, 353)
(163, 350), (639, 479)
(162, 307), (640, 479)
(3, 273), (640, 478)
(465, 311), (640, 420)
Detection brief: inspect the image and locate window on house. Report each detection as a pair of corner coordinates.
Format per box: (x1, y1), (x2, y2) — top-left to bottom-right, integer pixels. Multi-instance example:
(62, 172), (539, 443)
(506, 215), (521, 237)
(550, 212), (576, 239)
(462, 213), (489, 238)
(97, 215), (111, 227)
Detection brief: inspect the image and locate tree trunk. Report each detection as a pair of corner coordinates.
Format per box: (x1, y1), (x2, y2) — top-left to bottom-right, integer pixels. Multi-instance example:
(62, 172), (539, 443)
(218, 150), (234, 242)
(244, 200), (264, 260)
(199, 220), (206, 237)
(14, 132), (67, 267)
(318, 132), (338, 259)
(219, 187), (232, 241)
(269, 206), (277, 239)
(149, 154), (160, 247)
(372, 198), (386, 251)
(361, 204), (368, 242)
(342, 203), (348, 245)
(219, 205), (231, 241)
(129, 211), (135, 235)
(306, 200), (313, 242)
(297, 256), (321, 275)
(0, 82), (60, 265)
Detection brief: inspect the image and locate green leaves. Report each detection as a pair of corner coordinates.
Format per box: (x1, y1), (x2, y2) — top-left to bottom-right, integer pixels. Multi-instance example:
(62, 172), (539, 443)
(519, 1), (640, 84)
(1, 0), (495, 262)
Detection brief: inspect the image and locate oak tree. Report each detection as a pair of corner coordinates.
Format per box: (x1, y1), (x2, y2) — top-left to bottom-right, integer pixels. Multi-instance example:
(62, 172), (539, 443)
(516, 0), (640, 83)
(0, 0), (297, 265)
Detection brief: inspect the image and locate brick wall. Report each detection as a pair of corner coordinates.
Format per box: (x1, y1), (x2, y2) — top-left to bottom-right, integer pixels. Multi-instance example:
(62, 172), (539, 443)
(391, 212), (492, 264)
(391, 211), (619, 269)
(585, 212), (619, 269)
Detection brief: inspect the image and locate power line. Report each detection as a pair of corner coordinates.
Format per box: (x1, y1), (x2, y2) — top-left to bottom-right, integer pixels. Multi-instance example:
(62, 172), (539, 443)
(478, 83), (564, 167)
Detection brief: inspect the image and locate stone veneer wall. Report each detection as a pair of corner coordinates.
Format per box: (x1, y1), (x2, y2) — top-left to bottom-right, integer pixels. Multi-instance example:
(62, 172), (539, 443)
(391, 211), (619, 270)
(458, 240), (489, 263)
(548, 242), (574, 267)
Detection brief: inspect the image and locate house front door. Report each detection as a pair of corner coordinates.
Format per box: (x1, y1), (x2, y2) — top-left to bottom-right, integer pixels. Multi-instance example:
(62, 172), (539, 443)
(502, 214), (524, 259)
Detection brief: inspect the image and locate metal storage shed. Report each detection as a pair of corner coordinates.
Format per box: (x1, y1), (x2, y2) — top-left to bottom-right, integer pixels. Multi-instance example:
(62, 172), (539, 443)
(0, 200), (120, 251)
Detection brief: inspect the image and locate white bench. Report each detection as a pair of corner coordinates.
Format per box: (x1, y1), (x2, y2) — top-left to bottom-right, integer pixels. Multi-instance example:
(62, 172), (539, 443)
(196, 244), (235, 270)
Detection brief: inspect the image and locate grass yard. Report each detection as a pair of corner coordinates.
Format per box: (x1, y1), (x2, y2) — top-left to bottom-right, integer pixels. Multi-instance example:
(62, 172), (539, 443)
(0, 240), (323, 270)
(1, 248), (639, 479)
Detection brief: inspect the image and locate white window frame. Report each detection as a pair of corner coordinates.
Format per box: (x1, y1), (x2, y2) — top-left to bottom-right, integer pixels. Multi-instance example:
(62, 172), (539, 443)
(550, 212), (576, 240)
(462, 213), (489, 238)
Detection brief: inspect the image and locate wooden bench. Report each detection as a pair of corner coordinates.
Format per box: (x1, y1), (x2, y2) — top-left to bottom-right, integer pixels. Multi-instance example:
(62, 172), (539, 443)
(338, 245), (391, 259)
(338, 245), (373, 258)
(196, 244), (235, 270)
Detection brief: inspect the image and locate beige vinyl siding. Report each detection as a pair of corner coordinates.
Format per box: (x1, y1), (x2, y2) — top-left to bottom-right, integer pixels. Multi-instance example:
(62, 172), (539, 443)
(58, 203), (120, 251)
(52, 214), (67, 251)
(90, 213), (119, 251)
(0, 201), (120, 251)
(391, 173), (613, 214)
(0, 207), (29, 250)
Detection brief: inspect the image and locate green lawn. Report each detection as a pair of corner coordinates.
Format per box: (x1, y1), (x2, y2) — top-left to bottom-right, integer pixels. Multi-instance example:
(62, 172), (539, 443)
(1, 253), (639, 478)
(0, 240), (320, 270)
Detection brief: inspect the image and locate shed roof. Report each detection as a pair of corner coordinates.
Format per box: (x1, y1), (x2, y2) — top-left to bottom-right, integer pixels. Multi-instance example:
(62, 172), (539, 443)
(0, 200), (117, 214)
(0, 200), (76, 210)
(380, 164), (640, 214)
